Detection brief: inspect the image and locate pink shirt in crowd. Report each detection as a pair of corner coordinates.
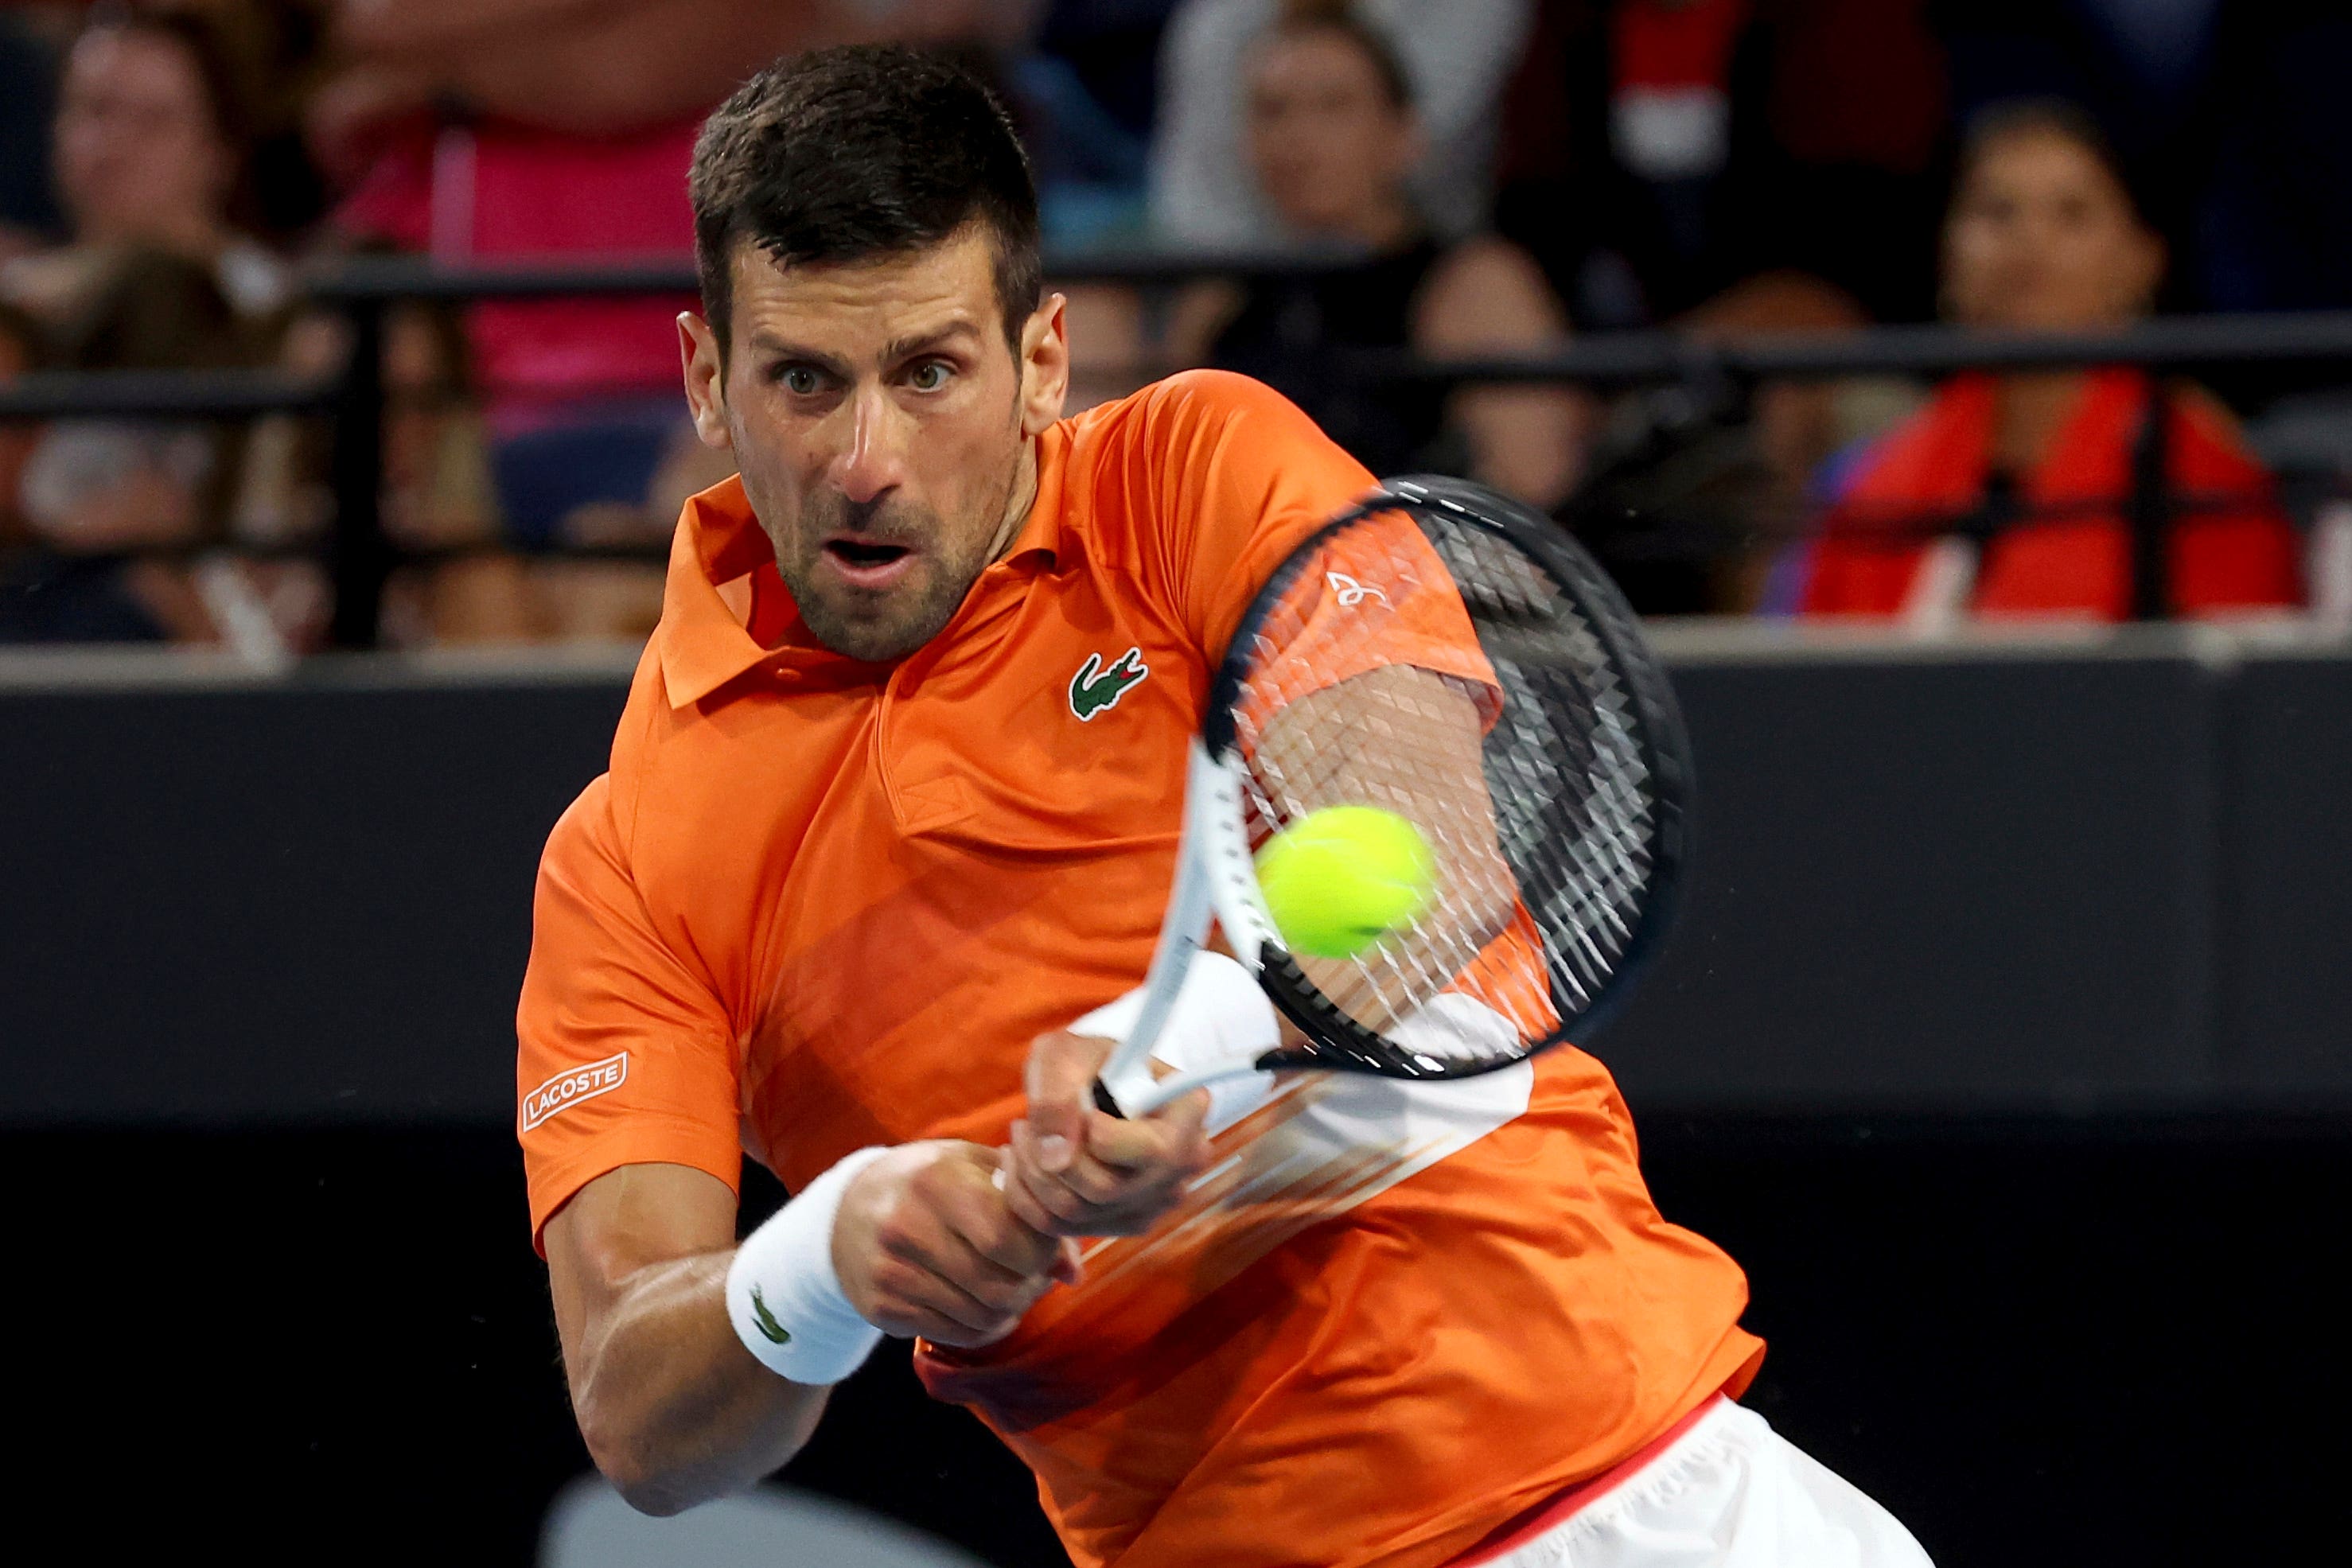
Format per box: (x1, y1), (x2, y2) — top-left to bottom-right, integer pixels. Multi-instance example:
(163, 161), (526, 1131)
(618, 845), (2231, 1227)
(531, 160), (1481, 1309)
(337, 116), (701, 420)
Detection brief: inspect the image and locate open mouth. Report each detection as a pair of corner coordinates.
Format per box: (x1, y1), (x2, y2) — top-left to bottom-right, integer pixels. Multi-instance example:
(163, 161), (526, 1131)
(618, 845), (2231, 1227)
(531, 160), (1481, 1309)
(820, 538), (916, 587)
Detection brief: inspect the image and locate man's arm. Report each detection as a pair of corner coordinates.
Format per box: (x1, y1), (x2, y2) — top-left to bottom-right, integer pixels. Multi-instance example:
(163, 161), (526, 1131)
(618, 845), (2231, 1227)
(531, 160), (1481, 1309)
(546, 1162), (820, 1515)
(547, 1146), (1079, 1516)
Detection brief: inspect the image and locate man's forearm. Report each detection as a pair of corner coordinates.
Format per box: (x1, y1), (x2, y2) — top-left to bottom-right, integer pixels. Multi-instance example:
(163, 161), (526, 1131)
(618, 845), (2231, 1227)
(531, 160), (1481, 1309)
(547, 1144), (1069, 1514)
(563, 1249), (829, 1515)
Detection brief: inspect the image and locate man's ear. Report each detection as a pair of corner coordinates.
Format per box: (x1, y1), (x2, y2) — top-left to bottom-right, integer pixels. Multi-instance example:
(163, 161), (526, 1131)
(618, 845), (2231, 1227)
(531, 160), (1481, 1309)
(679, 312), (734, 450)
(1018, 293), (1071, 438)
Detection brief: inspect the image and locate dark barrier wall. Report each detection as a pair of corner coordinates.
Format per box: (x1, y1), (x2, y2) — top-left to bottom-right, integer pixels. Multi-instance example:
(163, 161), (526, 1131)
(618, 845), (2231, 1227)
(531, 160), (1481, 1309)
(5, 634), (2351, 1566)
(1, 666), (627, 1123)
(1607, 650), (2221, 1103)
(6, 633), (2350, 1125)
(2220, 652), (2352, 1089)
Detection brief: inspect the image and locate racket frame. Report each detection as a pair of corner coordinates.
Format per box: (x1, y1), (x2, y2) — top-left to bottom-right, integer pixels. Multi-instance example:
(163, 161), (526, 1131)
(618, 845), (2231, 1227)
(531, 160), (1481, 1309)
(1092, 476), (1695, 1120)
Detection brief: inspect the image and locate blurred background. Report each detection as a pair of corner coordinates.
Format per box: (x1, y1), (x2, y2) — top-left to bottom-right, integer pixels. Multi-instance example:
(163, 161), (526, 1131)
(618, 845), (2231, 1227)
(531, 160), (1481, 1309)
(4, 2), (2350, 1563)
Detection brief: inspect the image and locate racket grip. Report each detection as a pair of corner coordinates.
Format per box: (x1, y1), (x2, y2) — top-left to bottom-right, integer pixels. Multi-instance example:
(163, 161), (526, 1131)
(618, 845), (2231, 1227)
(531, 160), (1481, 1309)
(1090, 1078), (1127, 1119)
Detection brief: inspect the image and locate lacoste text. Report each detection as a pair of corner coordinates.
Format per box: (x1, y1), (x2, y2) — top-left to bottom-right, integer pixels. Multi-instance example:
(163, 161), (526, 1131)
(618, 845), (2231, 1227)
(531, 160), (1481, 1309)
(522, 1052), (629, 1130)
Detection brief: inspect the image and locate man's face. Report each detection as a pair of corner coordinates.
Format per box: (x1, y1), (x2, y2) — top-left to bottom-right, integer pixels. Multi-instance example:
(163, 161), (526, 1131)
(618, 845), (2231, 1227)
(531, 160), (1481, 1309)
(680, 226), (1066, 662)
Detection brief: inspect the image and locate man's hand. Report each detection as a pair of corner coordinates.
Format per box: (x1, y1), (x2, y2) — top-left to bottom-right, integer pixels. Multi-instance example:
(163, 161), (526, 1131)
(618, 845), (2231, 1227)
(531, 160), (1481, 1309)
(1003, 1030), (1212, 1239)
(831, 1141), (1080, 1348)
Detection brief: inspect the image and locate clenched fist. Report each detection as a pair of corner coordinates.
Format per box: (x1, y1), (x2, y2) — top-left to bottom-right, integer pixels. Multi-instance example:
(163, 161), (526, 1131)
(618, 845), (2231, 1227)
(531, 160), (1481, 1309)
(831, 1140), (1081, 1348)
(1002, 1029), (1213, 1239)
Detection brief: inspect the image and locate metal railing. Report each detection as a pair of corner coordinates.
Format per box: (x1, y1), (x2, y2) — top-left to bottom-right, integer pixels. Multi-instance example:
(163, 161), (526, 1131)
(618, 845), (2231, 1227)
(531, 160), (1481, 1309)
(6, 251), (2352, 645)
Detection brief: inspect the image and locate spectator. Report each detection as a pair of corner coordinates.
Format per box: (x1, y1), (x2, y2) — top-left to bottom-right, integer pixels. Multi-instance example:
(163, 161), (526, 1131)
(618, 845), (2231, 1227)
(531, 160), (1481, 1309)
(1150, 0), (1532, 250)
(1, 248), (277, 645)
(278, 291), (679, 648)
(1937, 2), (2352, 319)
(4, 8), (290, 326)
(368, 296), (532, 647)
(1166, 3), (1585, 509)
(1783, 100), (2300, 623)
(321, 1), (1038, 548)
(317, 0), (1045, 409)
(324, 106), (705, 534)
(1938, 1), (2214, 220)
(310, 0), (1035, 154)
(0, 9), (314, 650)
(1563, 269), (1886, 616)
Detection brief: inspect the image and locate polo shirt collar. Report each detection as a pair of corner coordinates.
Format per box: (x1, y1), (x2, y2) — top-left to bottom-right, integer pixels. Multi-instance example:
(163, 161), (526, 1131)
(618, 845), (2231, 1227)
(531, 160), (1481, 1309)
(655, 429), (1073, 710)
(657, 477), (779, 709)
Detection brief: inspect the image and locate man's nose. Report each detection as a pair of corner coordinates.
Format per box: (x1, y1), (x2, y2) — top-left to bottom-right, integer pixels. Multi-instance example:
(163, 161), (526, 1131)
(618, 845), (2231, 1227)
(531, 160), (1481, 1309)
(829, 384), (910, 508)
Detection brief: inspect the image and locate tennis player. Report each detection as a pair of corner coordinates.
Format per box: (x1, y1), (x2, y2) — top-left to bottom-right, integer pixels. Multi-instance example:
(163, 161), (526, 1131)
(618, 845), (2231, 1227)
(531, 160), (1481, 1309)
(518, 45), (1932, 1568)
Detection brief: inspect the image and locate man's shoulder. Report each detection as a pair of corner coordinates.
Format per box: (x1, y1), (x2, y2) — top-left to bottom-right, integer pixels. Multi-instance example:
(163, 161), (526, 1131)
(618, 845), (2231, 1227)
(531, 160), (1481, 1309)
(536, 768), (622, 893)
(560, 636), (685, 874)
(1068, 368), (1310, 453)
(1055, 370), (1338, 568)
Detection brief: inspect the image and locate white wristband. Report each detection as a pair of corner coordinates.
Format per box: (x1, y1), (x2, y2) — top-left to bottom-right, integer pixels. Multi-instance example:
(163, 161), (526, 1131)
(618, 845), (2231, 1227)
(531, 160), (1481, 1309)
(725, 1146), (892, 1385)
(1073, 951), (1281, 1134)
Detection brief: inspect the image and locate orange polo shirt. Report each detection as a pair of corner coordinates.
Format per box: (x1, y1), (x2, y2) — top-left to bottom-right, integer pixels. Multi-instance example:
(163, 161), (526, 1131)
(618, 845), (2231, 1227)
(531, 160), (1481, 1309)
(517, 370), (1762, 1568)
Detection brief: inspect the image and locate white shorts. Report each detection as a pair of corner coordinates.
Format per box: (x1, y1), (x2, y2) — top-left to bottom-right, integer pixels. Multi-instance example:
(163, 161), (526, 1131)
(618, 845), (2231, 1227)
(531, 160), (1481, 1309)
(1462, 1399), (1934, 1568)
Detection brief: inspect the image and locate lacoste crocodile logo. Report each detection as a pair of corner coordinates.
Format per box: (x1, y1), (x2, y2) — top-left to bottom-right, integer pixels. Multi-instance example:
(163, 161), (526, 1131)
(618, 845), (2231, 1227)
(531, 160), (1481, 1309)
(1069, 647), (1149, 721)
(750, 1285), (791, 1345)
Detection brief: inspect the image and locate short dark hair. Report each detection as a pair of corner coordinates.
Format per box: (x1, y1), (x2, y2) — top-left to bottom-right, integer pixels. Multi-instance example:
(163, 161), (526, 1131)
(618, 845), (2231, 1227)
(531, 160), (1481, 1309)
(690, 46), (1042, 359)
(1959, 98), (2150, 228)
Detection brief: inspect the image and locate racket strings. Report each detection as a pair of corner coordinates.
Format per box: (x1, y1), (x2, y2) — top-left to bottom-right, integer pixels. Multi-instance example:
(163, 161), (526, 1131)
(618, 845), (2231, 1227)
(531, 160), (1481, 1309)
(1431, 523), (1659, 1013)
(1243, 665), (1520, 1040)
(1222, 506), (1665, 1072)
(1223, 510), (1665, 1072)
(1513, 690), (1653, 1006)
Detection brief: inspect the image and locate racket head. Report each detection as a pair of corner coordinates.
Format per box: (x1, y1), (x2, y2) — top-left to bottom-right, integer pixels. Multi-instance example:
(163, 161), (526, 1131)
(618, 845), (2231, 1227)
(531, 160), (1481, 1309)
(1203, 474), (1693, 1081)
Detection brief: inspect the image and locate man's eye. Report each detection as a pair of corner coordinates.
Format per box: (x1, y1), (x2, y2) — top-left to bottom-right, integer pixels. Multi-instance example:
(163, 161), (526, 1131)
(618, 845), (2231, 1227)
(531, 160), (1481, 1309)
(909, 361), (951, 392)
(781, 367), (823, 395)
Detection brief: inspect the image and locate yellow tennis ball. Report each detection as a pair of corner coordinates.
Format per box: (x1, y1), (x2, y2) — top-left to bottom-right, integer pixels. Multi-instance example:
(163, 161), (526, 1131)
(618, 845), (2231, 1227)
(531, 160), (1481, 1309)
(1255, 805), (1437, 959)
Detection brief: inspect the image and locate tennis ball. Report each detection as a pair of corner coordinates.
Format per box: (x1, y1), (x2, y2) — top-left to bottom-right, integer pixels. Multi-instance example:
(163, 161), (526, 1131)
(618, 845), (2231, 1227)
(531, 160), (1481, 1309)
(1255, 805), (1437, 959)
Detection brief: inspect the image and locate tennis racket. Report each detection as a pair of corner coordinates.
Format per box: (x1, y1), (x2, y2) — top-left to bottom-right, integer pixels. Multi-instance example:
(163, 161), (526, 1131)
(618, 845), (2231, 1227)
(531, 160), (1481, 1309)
(1096, 475), (1692, 1119)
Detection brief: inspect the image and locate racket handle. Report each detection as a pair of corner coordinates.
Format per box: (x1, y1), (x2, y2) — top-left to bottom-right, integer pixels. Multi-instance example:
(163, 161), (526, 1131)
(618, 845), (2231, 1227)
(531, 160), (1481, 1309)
(1090, 1078), (1127, 1119)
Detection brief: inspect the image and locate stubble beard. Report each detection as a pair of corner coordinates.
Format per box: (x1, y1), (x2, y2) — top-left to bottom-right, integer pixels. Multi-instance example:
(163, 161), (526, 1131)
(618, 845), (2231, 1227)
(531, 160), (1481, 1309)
(769, 449), (1025, 664)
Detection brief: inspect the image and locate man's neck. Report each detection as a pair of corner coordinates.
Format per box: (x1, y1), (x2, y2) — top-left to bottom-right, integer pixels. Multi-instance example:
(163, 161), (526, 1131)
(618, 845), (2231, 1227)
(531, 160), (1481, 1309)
(987, 436), (1041, 562)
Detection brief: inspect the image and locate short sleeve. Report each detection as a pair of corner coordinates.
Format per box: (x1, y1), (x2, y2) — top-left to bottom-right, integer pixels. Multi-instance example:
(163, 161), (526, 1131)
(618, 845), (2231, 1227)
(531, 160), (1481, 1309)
(516, 775), (741, 1251)
(1230, 510), (1505, 737)
(1120, 372), (1499, 714)
(1131, 371), (1381, 658)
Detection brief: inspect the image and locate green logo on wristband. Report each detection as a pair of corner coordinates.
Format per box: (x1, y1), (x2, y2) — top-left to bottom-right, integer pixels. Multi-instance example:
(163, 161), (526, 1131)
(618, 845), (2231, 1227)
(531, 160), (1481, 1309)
(749, 1285), (792, 1345)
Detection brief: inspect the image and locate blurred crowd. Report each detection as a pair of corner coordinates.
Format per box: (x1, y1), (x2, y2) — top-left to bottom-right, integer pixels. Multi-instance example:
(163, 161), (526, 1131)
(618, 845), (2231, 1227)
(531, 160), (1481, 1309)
(2, 0), (2350, 650)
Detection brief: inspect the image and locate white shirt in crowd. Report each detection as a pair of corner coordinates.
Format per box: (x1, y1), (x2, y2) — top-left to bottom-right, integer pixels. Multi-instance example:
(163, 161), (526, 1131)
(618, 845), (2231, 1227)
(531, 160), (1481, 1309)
(1148, 0), (1533, 249)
